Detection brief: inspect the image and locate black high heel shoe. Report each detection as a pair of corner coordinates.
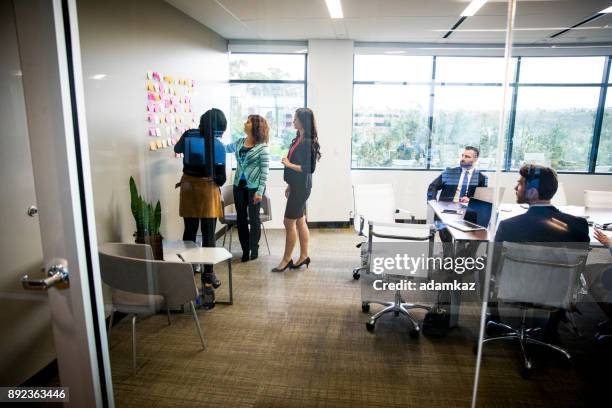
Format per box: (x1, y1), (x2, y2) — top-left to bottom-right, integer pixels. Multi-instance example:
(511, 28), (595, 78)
(271, 259), (294, 272)
(291, 257), (311, 269)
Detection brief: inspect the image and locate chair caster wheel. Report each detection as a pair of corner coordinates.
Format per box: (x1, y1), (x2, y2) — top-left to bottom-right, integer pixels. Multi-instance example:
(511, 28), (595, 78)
(366, 322), (375, 332)
(353, 271), (361, 280)
(361, 303), (370, 313)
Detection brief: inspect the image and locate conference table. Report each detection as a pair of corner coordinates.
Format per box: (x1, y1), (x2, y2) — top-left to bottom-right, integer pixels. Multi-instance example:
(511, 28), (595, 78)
(426, 200), (612, 327)
(427, 200), (612, 246)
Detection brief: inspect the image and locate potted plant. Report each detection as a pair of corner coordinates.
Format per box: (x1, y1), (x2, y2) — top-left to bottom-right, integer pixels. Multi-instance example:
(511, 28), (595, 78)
(129, 176), (163, 260)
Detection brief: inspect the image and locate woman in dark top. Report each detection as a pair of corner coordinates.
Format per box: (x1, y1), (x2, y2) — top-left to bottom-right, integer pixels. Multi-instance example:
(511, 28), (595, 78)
(174, 108), (227, 297)
(272, 108), (321, 272)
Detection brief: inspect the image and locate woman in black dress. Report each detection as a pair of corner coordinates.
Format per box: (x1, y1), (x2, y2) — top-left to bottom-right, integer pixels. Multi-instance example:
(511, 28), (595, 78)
(272, 108), (321, 272)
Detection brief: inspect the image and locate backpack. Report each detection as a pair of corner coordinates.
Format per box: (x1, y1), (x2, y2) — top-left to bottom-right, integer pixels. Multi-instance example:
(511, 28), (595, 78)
(183, 129), (226, 167)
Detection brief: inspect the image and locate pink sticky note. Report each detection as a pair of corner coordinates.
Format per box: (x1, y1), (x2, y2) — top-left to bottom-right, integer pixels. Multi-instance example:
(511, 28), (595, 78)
(152, 72), (161, 81)
(147, 92), (155, 101)
(149, 128), (156, 136)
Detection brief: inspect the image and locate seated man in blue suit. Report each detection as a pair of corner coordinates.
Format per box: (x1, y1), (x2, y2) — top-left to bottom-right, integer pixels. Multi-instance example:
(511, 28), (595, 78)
(427, 146), (488, 203)
(491, 164), (590, 340)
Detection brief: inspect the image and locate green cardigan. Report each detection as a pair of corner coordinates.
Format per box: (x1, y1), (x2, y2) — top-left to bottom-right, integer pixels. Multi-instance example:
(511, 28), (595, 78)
(225, 138), (270, 196)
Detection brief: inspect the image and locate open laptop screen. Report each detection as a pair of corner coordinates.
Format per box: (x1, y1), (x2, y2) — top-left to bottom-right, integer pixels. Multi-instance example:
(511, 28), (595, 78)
(464, 198), (493, 227)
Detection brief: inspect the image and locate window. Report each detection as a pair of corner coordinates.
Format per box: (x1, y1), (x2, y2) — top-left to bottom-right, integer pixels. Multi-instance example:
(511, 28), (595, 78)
(351, 54), (611, 173)
(229, 53), (306, 167)
(512, 87), (598, 172)
(597, 90), (612, 173)
(431, 57), (512, 170)
(511, 57), (606, 172)
(353, 84), (430, 168)
(431, 85), (505, 170)
(352, 56), (432, 169)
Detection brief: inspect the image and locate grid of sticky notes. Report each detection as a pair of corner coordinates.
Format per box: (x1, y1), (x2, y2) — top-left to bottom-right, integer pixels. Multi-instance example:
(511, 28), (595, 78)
(145, 71), (198, 157)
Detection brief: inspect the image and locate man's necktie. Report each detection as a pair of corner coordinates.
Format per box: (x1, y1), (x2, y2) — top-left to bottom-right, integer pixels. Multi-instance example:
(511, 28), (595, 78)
(458, 171), (469, 199)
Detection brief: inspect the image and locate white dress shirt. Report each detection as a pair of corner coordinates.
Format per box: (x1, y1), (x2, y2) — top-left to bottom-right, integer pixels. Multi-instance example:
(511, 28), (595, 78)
(453, 168), (475, 203)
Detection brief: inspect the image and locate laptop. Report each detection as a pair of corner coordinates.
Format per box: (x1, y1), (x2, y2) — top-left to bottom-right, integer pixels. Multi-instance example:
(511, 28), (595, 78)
(446, 198), (493, 232)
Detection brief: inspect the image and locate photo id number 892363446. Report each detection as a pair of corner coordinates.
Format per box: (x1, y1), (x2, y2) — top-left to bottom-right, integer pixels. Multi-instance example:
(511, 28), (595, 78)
(0, 387), (69, 403)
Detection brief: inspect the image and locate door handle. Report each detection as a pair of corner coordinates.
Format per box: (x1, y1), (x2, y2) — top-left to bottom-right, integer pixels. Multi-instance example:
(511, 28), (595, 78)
(22, 259), (69, 290)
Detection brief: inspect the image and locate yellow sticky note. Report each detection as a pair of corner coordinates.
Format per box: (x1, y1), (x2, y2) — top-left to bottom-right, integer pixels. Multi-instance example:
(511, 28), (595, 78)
(156, 140), (163, 149)
(149, 141), (157, 151)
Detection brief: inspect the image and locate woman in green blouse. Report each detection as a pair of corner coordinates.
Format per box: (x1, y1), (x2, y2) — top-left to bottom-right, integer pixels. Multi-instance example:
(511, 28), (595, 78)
(225, 115), (270, 262)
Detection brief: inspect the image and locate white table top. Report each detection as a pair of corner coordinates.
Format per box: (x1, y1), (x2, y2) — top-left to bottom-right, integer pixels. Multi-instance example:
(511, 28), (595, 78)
(177, 247), (233, 265)
(163, 240), (199, 259)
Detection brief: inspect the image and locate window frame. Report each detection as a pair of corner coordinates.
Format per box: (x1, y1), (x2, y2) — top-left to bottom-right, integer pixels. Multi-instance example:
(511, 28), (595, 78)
(351, 54), (612, 174)
(228, 52), (308, 170)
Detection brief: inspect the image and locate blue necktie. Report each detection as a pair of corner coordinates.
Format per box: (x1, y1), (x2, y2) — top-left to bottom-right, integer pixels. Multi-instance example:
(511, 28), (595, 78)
(459, 171), (469, 199)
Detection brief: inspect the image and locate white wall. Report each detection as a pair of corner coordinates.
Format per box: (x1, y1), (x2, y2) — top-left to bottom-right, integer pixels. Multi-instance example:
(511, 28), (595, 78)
(79, 0), (229, 244)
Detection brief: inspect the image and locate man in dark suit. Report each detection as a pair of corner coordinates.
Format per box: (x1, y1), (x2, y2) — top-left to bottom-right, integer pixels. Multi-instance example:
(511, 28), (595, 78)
(491, 164), (590, 339)
(494, 164), (589, 243)
(427, 146), (488, 203)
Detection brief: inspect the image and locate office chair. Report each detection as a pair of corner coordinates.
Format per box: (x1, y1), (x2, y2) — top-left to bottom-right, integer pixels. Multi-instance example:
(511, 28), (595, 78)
(351, 184), (414, 280)
(219, 184), (271, 255)
(480, 242), (588, 378)
(99, 243), (206, 371)
(360, 220), (435, 336)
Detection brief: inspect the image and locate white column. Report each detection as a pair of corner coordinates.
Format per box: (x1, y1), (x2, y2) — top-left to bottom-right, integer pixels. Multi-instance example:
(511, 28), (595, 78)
(306, 40), (354, 223)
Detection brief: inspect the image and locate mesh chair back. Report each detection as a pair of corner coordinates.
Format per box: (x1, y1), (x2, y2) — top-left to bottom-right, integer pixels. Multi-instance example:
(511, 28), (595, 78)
(220, 184), (235, 224)
(99, 242), (153, 260)
(368, 222), (434, 280)
(260, 192), (272, 222)
(99, 243), (197, 308)
(584, 190), (612, 209)
(353, 184), (397, 236)
(497, 242), (587, 309)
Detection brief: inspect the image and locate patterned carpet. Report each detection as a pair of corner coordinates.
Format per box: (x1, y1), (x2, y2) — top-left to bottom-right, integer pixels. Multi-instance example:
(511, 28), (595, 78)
(107, 229), (610, 407)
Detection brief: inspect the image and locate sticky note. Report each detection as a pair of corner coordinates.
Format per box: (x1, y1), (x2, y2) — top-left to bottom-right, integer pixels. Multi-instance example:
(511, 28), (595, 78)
(149, 141), (157, 151)
(156, 140), (163, 149)
(161, 139), (168, 148)
(146, 71), (153, 80)
(152, 72), (161, 81)
(147, 92), (155, 101)
(148, 128), (156, 136)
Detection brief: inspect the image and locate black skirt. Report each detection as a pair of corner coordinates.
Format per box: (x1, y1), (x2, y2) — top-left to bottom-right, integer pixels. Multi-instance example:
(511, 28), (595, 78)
(284, 184), (311, 219)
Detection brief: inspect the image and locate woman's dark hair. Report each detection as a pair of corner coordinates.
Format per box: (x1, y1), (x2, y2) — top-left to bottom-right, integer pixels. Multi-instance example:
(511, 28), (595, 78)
(199, 108), (227, 137)
(294, 108), (321, 161)
(248, 114), (269, 144)
(519, 164), (558, 200)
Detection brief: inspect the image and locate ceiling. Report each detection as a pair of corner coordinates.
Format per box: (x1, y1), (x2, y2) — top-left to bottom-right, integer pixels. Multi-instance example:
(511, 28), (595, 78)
(166, 0), (612, 44)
